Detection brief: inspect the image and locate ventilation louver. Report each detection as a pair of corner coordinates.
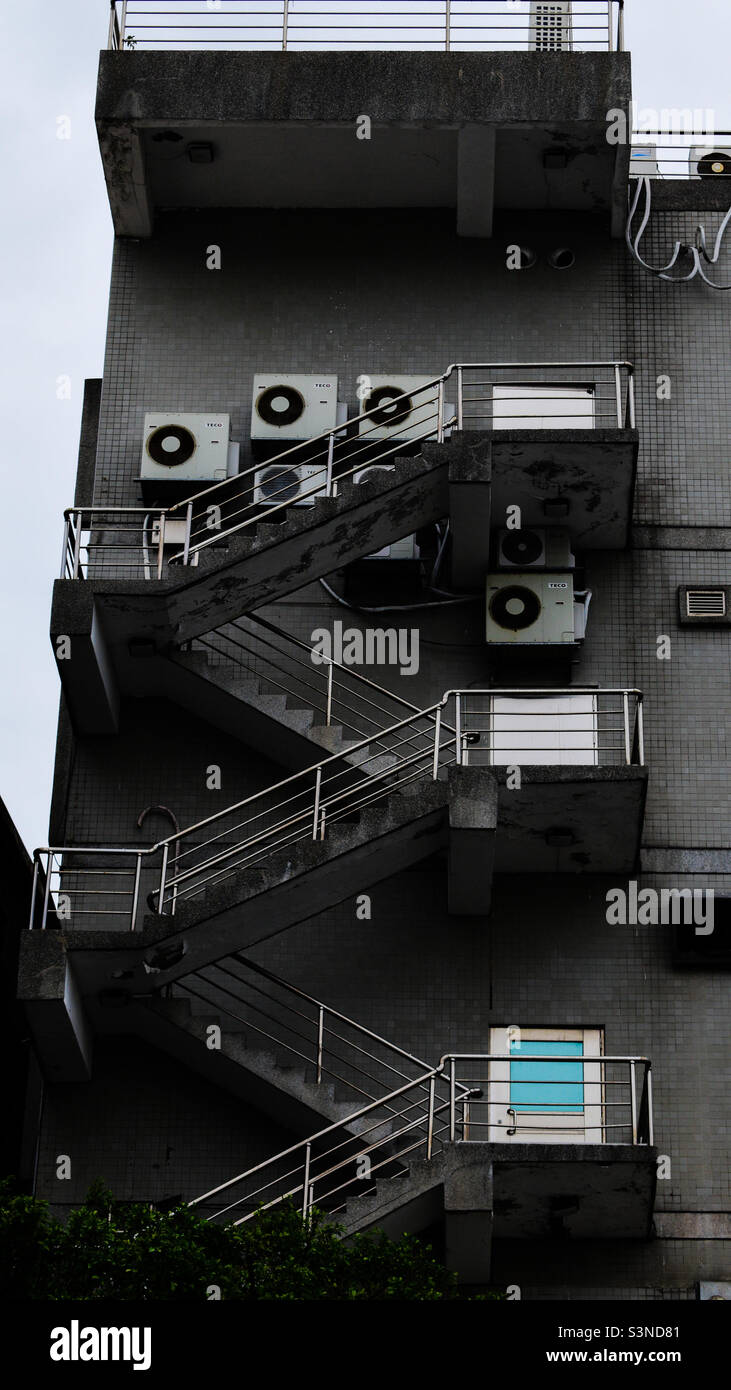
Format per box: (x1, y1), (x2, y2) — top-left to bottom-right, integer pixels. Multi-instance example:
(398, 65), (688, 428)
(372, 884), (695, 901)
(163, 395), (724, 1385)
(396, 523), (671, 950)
(678, 586), (730, 625)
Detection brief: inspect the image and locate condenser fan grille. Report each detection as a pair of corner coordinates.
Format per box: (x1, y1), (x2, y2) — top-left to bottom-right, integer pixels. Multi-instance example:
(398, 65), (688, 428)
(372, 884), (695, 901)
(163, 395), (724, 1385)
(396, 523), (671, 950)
(489, 586), (543, 631)
(698, 151), (731, 178)
(256, 385), (306, 428)
(502, 529), (544, 566)
(258, 466), (303, 504)
(364, 386), (414, 427)
(146, 424), (196, 467)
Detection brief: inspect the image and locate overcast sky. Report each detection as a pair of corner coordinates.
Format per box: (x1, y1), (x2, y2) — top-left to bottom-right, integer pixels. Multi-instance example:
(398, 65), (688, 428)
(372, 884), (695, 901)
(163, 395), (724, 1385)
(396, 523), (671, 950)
(0, 0), (729, 855)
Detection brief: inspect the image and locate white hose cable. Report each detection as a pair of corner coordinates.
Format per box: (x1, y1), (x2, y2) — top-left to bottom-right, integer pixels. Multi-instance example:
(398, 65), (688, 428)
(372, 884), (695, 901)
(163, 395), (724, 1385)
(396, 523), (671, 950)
(626, 177), (688, 277)
(627, 177), (731, 289)
(318, 576), (477, 613)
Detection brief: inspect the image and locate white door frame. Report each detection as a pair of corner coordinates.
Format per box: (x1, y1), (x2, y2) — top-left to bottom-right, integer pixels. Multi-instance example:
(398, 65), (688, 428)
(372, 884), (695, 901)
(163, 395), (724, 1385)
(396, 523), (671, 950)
(488, 1027), (604, 1144)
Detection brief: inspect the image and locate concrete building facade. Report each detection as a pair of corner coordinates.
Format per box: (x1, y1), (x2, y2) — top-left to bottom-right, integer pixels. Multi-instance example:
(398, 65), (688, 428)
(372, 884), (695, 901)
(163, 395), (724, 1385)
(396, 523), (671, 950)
(18, 3), (730, 1299)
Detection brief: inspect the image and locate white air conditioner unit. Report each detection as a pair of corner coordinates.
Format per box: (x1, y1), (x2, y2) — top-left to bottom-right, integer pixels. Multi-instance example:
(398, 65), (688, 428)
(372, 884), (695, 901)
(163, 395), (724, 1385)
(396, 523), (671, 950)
(357, 376), (450, 443)
(364, 536), (419, 562)
(353, 465), (396, 485)
(630, 145), (659, 177)
(493, 385), (595, 429)
(253, 461), (327, 508)
(148, 517), (199, 569)
(530, 2), (573, 51)
(689, 146), (731, 179)
(141, 413), (236, 483)
(251, 374), (339, 441)
(497, 528), (574, 570)
(485, 572), (575, 645)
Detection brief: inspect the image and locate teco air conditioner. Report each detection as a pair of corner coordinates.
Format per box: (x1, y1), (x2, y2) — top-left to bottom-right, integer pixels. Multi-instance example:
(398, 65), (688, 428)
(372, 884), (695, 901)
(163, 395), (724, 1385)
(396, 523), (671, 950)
(630, 145), (659, 177)
(485, 571), (575, 645)
(253, 461), (327, 508)
(357, 376), (450, 443)
(141, 413), (236, 484)
(689, 146), (731, 179)
(492, 385), (595, 429)
(497, 528), (574, 570)
(529, 2), (573, 52)
(251, 374), (339, 441)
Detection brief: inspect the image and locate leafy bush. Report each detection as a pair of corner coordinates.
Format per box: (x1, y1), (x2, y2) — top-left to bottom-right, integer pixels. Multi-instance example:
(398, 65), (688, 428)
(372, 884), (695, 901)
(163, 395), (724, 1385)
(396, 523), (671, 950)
(0, 1178), (500, 1300)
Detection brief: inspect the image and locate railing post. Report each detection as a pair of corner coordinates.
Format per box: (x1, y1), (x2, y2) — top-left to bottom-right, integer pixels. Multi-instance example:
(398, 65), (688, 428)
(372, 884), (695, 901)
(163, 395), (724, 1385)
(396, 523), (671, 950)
(60, 515), (71, 579)
(636, 696), (645, 767)
(646, 1065), (654, 1145)
(158, 843), (169, 913)
(449, 1058), (456, 1142)
(623, 691), (631, 765)
(455, 694), (462, 765)
(301, 1141), (311, 1216)
(462, 1098), (470, 1141)
(41, 852), (53, 931)
(427, 1074), (436, 1159)
(432, 705), (442, 779)
(72, 513), (83, 579)
(282, 0), (289, 51)
(325, 661), (334, 727)
(456, 366), (464, 431)
(629, 1059), (638, 1145)
(614, 364), (622, 427)
(28, 856), (40, 930)
(182, 502), (193, 567)
(437, 379), (445, 441)
(618, 0), (625, 52)
(608, 0), (614, 51)
(627, 365), (636, 428)
(312, 767), (322, 840)
(156, 514), (166, 580)
(316, 1006), (324, 1084)
(445, 0), (451, 52)
(325, 431), (335, 496)
(130, 852), (142, 933)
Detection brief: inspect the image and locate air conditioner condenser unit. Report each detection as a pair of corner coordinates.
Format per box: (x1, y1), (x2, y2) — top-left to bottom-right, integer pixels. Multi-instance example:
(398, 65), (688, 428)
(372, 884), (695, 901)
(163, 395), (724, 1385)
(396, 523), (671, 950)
(140, 413), (237, 484)
(497, 527), (574, 570)
(689, 146), (731, 179)
(251, 374), (340, 442)
(364, 536), (419, 562)
(485, 571), (575, 645)
(357, 376), (452, 443)
(253, 461), (327, 508)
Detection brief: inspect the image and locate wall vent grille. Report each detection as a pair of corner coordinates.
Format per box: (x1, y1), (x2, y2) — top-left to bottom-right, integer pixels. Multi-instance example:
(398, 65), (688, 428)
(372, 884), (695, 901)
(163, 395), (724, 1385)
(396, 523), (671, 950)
(686, 589), (727, 619)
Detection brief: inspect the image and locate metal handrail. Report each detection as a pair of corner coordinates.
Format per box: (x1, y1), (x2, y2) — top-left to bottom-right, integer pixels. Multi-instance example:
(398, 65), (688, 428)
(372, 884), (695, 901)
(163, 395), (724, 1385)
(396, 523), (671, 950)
(188, 1049), (652, 1224)
(108, 2), (625, 54)
(28, 686), (644, 930)
(630, 131), (731, 180)
(60, 359), (635, 578)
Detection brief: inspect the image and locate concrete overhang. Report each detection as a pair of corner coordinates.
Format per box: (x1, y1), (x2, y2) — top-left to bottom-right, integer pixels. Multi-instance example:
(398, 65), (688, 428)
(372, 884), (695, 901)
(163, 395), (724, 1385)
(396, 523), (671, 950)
(18, 933), (93, 1083)
(495, 764), (648, 874)
(491, 1142), (657, 1239)
(95, 50), (631, 237)
(447, 429), (638, 587)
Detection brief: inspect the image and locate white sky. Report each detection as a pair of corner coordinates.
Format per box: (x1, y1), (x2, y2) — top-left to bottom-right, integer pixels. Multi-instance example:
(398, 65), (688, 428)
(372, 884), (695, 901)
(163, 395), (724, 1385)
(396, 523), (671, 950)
(0, 0), (729, 854)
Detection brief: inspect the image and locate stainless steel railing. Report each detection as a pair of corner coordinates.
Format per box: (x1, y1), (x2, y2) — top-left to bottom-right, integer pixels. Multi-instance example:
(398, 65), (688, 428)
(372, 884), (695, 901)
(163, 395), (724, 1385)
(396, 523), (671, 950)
(28, 686), (644, 932)
(183, 610), (433, 756)
(108, 2), (625, 55)
(188, 1050), (652, 1225)
(631, 133), (731, 180)
(455, 688), (644, 768)
(169, 952), (442, 1112)
(61, 360), (635, 579)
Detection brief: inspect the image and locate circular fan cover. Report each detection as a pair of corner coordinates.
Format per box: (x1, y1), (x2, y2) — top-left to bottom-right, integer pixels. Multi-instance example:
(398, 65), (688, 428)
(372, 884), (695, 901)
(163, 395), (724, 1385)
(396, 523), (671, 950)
(364, 385), (413, 427)
(256, 385), (306, 427)
(697, 151), (730, 178)
(502, 529), (544, 566)
(489, 585), (542, 631)
(258, 466), (302, 504)
(146, 424), (196, 468)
